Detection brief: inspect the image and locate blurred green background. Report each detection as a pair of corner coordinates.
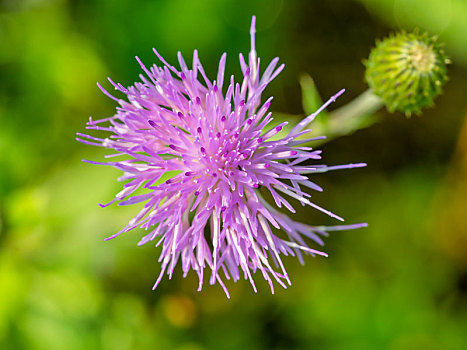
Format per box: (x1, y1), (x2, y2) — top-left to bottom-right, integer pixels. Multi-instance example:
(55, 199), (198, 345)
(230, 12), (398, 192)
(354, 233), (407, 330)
(1, 0), (466, 349)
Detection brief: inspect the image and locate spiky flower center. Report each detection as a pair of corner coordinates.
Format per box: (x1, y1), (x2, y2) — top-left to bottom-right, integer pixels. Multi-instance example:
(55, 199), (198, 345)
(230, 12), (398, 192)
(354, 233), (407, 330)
(190, 120), (255, 184)
(408, 42), (436, 73)
(166, 100), (269, 193)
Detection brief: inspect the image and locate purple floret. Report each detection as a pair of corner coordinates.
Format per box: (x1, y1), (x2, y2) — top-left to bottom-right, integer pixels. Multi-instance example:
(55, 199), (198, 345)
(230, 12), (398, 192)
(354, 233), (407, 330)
(77, 16), (366, 297)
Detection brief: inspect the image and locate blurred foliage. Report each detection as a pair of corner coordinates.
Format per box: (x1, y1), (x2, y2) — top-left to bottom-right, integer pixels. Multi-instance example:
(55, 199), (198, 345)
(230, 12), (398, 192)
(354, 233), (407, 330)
(0, 0), (466, 349)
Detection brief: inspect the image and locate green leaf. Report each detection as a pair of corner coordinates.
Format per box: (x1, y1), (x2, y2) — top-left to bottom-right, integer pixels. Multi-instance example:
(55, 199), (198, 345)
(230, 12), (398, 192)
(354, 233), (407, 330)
(299, 73), (325, 117)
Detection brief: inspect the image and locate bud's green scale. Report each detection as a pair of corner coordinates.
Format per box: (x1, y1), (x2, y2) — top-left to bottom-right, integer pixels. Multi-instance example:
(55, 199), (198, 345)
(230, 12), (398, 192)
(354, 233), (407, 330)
(365, 31), (449, 116)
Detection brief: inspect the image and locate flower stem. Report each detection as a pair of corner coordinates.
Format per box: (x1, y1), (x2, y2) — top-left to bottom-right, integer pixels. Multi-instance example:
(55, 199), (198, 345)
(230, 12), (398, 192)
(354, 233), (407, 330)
(326, 89), (383, 139)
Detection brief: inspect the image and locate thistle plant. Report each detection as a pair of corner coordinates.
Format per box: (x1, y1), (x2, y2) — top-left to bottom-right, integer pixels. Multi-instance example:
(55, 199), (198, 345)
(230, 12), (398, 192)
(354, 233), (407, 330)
(300, 30), (450, 141)
(77, 17), (366, 297)
(365, 31), (449, 115)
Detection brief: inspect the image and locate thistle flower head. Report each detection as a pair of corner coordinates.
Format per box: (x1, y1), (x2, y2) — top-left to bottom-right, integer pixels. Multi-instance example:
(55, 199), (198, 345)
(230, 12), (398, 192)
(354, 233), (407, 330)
(77, 17), (366, 297)
(365, 31), (450, 116)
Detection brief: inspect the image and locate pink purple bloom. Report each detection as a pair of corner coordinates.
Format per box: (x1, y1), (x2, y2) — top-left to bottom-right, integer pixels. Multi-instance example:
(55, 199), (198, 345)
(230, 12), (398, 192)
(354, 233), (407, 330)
(77, 17), (366, 298)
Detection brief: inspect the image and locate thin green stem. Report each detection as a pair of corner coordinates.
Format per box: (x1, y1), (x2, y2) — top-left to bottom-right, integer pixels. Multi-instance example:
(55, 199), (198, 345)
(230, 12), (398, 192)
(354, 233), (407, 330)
(327, 89), (383, 137)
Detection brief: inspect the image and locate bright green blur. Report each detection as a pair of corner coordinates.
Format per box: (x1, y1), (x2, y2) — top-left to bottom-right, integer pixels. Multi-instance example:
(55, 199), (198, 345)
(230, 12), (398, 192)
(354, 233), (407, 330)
(1, 0), (466, 349)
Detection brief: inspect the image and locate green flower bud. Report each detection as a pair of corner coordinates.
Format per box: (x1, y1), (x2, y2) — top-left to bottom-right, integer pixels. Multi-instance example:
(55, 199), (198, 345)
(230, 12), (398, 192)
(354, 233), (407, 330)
(365, 31), (450, 116)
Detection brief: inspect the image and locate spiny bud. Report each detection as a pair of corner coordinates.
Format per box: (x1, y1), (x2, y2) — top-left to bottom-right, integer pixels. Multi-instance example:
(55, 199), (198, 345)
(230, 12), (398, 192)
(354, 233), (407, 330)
(365, 31), (450, 116)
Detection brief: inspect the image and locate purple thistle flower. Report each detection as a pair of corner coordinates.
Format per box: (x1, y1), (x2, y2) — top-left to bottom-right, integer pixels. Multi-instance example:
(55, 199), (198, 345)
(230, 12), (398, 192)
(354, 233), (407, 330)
(77, 17), (366, 298)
